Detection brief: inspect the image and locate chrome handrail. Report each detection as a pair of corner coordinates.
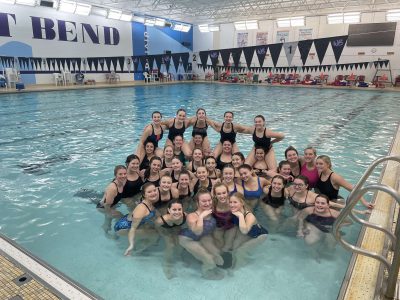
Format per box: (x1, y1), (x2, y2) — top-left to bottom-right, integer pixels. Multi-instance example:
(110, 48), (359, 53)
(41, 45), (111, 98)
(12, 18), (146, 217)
(333, 155), (400, 300)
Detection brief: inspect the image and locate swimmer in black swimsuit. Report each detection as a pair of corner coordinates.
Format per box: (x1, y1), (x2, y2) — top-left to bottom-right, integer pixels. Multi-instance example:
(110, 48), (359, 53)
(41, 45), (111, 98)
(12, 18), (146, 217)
(96, 165), (127, 235)
(187, 108), (212, 156)
(136, 111), (166, 161)
(187, 148), (204, 173)
(155, 199), (187, 279)
(155, 175), (179, 212)
(121, 155), (143, 210)
(285, 146), (304, 178)
(207, 111), (245, 157)
(216, 140), (233, 171)
(140, 156), (167, 187)
(205, 156), (221, 179)
(241, 115), (285, 173)
(139, 140), (156, 171)
(162, 108), (192, 157)
(297, 195), (339, 256)
(172, 170), (193, 210)
(260, 175), (287, 224)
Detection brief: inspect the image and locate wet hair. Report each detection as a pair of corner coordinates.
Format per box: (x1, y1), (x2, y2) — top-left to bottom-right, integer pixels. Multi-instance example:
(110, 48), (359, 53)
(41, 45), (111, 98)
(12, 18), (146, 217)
(317, 155), (332, 169)
(141, 182), (156, 198)
(205, 156), (216, 164)
(173, 134), (184, 142)
(271, 174), (287, 185)
(167, 199), (183, 210)
(255, 146), (266, 154)
(222, 164), (235, 173)
(176, 108), (186, 115)
(232, 152), (245, 162)
(194, 187), (212, 204)
(125, 154), (140, 166)
(224, 111), (234, 117)
(114, 165), (126, 176)
(304, 146), (317, 155)
(238, 164), (253, 172)
(222, 140), (232, 146)
(284, 146), (299, 158)
(152, 111), (162, 118)
(294, 175), (309, 186)
(254, 115), (265, 121)
(196, 108), (206, 115)
(278, 160), (291, 172)
(192, 148), (204, 159)
(144, 156), (162, 180)
(212, 182), (229, 208)
(144, 140), (156, 150)
(178, 170), (190, 180)
(316, 194), (330, 204)
(230, 192), (251, 212)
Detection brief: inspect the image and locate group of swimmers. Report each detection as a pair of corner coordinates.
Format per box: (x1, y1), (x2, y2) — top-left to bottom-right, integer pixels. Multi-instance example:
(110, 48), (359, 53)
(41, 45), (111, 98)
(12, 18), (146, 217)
(96, 108), (374, 279)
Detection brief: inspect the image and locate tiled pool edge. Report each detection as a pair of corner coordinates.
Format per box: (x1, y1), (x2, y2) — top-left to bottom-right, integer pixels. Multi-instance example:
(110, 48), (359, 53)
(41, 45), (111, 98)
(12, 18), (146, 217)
(340, 122), (400, 300)
(0, 233), (102, 300)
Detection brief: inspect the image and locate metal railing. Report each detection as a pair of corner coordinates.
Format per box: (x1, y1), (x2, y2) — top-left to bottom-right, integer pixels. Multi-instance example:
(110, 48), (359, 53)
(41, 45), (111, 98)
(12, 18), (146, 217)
(333, 155), (400, 300)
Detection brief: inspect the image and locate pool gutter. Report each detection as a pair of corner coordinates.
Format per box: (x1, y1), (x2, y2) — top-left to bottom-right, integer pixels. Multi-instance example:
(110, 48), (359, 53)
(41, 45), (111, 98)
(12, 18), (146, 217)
(338, 122), (400, 300)
(0, 232), (103, 300)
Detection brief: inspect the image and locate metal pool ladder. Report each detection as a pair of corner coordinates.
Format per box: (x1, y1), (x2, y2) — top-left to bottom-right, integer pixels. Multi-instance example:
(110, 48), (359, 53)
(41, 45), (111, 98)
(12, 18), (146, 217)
(333, 155), (400, 300)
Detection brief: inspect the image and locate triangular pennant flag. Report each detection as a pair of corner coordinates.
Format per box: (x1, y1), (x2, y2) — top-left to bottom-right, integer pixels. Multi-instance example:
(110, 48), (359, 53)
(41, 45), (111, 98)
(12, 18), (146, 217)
(163, 54), (171, 72)
(369, 62), (374, 68)
(46, 58), (52, 70)
(154, 54), (163, 71)
(30, 58), (36, 70)
(148, 56), (155, 70)
(199, 51), (209, 70)
(379, 61), (384, 68)
(269, 43), (283, 67)
(314, 38), (330, 64)
(255, 45), (268, 67)
(65, 58), (72, 71)
(104, 57), (112, 71)
(111, 57), (118, 71)
(209, 50), (219, 66)
(327, 65), (331, 71)
(171, 53), (181, 72)
(354, 64), (358, 70)
(55, 58), (62, 71)
(384, 60), (389, 67)
(345, 64), (349, 70)
(298, 40), (313, 65)
(181, 53), (189, 72)
(363, 62), (368, 69)
(117, 56), (125, 71)
(330, 35), (348, 63)
(243, 46), (255, 69)
(76, 58), (81, 72)
(98, 58), (105, 71)
(283, 42), (298, 66)
(132, 56), (140, 71)
(139, 56), (147, 71)
(231, 48), (242, 68)
(219, 49), (231, 67)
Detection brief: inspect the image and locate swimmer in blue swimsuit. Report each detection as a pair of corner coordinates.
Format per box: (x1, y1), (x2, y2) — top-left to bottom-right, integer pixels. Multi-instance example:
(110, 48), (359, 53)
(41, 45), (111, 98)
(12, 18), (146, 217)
(123, 183), (160, 256)
(238, 164), (270, 209)
(229, 193), (268, 268)
(178, 188), (224, 279)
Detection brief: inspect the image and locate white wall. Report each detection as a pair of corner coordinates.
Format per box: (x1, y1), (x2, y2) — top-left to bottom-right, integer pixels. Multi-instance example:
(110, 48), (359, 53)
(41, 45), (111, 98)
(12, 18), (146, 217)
(193, 12), (400, 81)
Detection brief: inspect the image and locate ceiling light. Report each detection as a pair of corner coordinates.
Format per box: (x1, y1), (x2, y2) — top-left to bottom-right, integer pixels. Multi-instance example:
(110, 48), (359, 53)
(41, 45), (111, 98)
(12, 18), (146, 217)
(91, 6), (107, 17)
(144, 18), (155, 26)
(108, 9), (122, 20)
(387, 9), (400, 21)
(343, 12), (360, 23)
(327, 13), (343, 24)
(120, 13), (132, 21)
(246, 20), (258, 29)
(234, 21), (246, 30)
(181, 24), (191, 32)
(0, 0), (16, 4)
(277, 18), (291, 28)
(198, 24), (209, 32)
(59, 0), (75, 13)
(132, 15), (145, 23)
(208, 25), (219, 32)
(155, 18), (165, 26)
(173, 23), (183, 31)
(15, 0), (36, 5)
(75, 2), (91, 15)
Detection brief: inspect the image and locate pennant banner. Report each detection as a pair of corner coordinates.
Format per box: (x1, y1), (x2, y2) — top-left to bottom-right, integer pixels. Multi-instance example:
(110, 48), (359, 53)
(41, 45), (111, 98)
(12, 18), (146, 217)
(330, 35), (348, 64)
(220, 49), (231, 67)
(209, 50), (219, 66)
(199, 51), (209, 70)
(298, 40), (313, 65)
(255, 45), (268, 67)
(314, 38), (330, 64)
(283, 42), (298, 66)
(269, 43), (283, 67)
(243, 46), (255, 69)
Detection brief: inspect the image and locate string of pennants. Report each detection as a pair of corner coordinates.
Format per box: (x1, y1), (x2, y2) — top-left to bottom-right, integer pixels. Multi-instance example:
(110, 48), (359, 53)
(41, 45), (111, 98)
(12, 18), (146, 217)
(0, 52), (190, 73)
(199, 35), (350, 70)
(198, 60), (390, 74)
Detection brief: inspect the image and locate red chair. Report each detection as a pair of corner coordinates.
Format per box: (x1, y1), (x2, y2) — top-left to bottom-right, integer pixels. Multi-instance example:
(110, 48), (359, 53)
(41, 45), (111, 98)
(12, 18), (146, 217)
(395, 75), (400, 87)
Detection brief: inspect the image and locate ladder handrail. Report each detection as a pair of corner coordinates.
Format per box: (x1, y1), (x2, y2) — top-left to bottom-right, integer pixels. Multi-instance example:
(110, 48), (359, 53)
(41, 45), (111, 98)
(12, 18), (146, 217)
(332, 155), (400, 299)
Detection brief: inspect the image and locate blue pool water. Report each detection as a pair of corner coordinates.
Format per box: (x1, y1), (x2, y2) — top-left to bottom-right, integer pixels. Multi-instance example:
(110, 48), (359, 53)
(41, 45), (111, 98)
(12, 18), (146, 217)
(0, 84), (399, 300)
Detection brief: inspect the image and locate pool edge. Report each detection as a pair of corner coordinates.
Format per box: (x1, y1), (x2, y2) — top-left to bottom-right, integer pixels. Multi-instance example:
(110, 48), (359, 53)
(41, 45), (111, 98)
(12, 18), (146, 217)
(0, 232), (103, 300)
(339, 122), (400, 300)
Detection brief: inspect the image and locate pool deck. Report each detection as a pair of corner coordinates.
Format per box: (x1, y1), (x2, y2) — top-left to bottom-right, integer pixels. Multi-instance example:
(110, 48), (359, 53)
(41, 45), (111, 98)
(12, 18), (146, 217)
(0, 233), (102, 300)
(0, 79), (399, 94)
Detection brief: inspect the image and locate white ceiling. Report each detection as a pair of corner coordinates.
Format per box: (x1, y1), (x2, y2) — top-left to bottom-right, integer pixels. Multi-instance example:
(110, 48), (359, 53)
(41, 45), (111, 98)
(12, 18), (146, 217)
(86, 0), (400, 24)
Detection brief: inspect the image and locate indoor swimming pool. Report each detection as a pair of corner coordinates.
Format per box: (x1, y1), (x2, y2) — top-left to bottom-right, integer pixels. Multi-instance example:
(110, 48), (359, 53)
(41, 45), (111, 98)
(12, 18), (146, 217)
(0, 83), (399, 300)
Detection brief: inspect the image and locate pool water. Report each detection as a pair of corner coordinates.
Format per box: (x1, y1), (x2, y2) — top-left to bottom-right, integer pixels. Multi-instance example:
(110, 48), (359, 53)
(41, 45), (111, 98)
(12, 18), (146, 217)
(0, 84), (398, 300)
